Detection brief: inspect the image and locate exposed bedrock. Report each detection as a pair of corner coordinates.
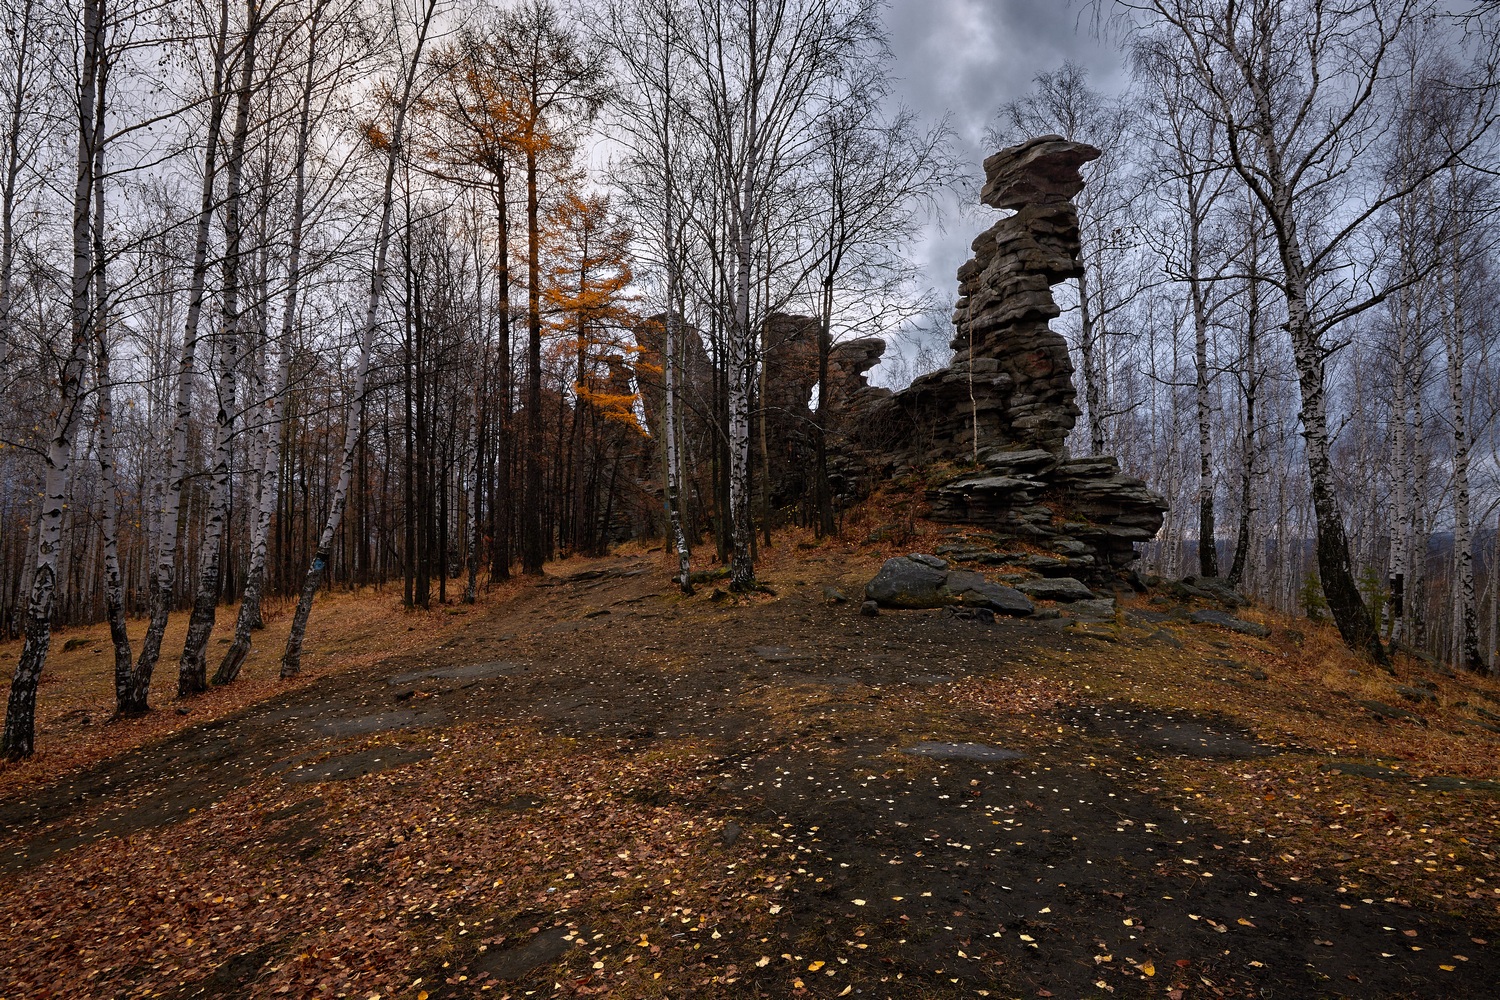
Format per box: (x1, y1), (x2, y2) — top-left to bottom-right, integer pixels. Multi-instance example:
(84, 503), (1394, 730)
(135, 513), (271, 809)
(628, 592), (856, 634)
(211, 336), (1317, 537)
(827, 135), (1166, 583)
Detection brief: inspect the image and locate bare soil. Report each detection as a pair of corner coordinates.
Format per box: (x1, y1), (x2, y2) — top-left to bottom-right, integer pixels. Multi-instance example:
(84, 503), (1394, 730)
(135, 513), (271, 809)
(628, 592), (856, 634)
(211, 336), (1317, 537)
(1, 546), (1496, 999)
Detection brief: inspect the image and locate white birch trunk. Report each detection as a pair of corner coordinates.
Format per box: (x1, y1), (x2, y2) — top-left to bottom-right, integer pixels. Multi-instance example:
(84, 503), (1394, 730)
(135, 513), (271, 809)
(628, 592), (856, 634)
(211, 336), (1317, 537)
(1444, 220), (1481, 672)
(178, 0), (260, 695)
(2, 0), (100, 759)
(126, 0), (232, 712)
(281, 0), (435, 675)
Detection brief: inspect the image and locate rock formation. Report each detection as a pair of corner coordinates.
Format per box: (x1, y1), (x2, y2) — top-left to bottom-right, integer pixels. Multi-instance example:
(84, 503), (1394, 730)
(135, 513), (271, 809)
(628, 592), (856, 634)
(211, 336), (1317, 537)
(828, 136), (1166, 583)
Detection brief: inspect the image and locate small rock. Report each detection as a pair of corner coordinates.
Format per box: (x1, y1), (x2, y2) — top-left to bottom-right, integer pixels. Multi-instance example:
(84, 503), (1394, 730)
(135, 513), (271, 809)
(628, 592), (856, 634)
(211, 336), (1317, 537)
(822, 586), (849, 605)
(906, 552), (949, 569)
(1068, 597), (1117, 621)
(719, 821), (742, 846)
(859, 600), (879, 617)
(1145, 629), (1183, 649)
(1357, 699), (1427, 725)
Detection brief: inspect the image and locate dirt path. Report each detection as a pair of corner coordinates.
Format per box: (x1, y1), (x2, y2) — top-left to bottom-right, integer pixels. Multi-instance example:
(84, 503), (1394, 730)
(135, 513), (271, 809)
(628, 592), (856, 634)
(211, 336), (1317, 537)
(1, 554), (1495, 999)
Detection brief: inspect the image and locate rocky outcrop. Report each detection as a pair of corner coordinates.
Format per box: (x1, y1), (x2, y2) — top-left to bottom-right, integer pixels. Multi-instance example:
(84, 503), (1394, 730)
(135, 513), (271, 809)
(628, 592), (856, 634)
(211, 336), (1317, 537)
(824, 136), (1166, 585)
(926, 447), (1166, 578)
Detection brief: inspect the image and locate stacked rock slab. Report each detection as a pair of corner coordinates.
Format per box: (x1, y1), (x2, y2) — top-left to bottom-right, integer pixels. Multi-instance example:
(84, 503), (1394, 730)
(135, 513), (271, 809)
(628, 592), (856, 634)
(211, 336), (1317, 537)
(825, 136), (1166, 583)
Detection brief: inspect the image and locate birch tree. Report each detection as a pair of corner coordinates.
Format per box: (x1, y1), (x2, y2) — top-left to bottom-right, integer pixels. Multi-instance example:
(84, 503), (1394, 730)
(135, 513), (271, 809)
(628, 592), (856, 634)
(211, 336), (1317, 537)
(281, 0), (437, 676)
(125, 0), (233, 712)
(178, 0), (263, 695)
(1122, 0), (1499, 660)
(3, 0), (103, 759)
(681, 0), (882, 590)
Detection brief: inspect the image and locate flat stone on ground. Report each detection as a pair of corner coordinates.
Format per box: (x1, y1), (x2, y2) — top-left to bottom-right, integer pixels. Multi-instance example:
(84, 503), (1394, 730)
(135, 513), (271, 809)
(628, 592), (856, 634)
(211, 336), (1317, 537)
(1015, 577), (1095, 602)
(387, 661), (524, 685)
(1188, 609), (1272, 638)
(903, 741), (1024, 762)
(281, 746), (433, 784)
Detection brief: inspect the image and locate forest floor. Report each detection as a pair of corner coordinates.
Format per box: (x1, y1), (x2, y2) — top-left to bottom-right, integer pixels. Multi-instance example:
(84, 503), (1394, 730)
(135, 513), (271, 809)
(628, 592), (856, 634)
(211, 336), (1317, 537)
(2, 530), (1499, 999)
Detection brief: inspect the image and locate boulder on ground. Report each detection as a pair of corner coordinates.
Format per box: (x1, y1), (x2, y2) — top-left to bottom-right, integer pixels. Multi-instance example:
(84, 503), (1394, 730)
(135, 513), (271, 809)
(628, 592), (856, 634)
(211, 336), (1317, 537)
(864, 555), (1033, 615)
(864, 556), (949, 608)
(941, 570), (1034, 616)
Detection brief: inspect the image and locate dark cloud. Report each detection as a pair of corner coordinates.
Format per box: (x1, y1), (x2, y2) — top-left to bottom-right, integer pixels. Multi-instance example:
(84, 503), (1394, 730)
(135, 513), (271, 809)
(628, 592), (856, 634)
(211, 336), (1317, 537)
(873, 0), (1125, 380)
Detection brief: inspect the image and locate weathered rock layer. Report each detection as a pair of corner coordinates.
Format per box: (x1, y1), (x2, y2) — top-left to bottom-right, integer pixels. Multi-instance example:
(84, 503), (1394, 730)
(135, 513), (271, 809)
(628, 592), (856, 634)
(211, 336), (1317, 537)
(829, 136), (1166, 583)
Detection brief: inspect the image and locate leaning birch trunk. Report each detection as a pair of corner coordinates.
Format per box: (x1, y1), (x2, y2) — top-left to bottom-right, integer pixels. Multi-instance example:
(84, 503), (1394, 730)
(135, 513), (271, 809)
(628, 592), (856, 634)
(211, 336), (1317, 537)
(1226, 211), (1260, 588)
(126, 0), (232, 712)
(92, 49), (133, 703)
(215, 3), (322, 685)
(281, 0), (434, 676)
(215, 345), (289, 684)
(2, 0), (100, 759)
(178, 0), (260, 695)
(1283, 248), (1384, 663)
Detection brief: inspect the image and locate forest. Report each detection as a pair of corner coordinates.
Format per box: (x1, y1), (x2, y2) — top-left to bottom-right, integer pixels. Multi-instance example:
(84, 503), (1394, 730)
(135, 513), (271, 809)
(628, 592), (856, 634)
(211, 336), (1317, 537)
(2, 0), (1499, 765)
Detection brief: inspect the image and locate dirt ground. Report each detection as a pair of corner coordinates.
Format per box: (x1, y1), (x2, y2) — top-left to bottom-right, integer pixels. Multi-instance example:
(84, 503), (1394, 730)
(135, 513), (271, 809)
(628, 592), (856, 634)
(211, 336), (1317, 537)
(1, 545), (1497, 999)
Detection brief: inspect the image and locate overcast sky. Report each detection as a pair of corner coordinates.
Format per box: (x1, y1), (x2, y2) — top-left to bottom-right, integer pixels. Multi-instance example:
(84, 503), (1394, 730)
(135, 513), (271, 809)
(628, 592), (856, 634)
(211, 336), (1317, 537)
(871, 0), (1126, 378)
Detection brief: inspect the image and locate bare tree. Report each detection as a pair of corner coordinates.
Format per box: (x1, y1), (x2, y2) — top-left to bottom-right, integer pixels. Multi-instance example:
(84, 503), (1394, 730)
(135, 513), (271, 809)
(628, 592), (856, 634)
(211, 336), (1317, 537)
(1119, 0), (1499, 660)
(281, 0), (437, 676)
(3, 0), (104, 759)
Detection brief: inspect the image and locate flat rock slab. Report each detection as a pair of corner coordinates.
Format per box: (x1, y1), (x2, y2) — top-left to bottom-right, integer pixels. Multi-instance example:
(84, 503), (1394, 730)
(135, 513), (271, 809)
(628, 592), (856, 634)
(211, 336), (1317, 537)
(387, 661), (525, 685)
(475, 926), (573, 982)
(1069, 705), (1280, 759)
(1189, 609), (1271, 638)
(1015, 577), (1095, 602)
(312, 709), (444, 737)
(903, 741), (1024, 762)
(751, 646), (814, 662)
(1319, 761), (1500, 793)
(281, 746), (433, 784)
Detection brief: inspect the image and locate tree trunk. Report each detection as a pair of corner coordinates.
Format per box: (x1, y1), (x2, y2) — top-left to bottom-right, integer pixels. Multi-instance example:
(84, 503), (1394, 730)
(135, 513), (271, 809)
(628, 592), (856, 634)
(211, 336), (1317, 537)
(522, 141), (545, 575)
(1444, 217), (1481, 672)
(179, 0), (260, 694)
(282, 0), (434, 676)
(216, 4), (321, 683)
(92, 45), (132, 704)
(3, 0), (101, 759)
(1226, 226), (1260, 588)
(127, 0), (231, 712)
(1190, 214), (1217, 578)
(1284, 249), (1384, 663)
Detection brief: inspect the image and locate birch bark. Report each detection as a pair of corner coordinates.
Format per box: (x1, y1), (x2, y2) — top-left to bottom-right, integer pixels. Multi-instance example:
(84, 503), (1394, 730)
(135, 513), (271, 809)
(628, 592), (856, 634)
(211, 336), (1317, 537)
(126, 0), (232, 712)
(178, 0), (261, 695)
(215, 1), (324, 684)
(2, 0), (102, 759)
(282, 0), (436, 675)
